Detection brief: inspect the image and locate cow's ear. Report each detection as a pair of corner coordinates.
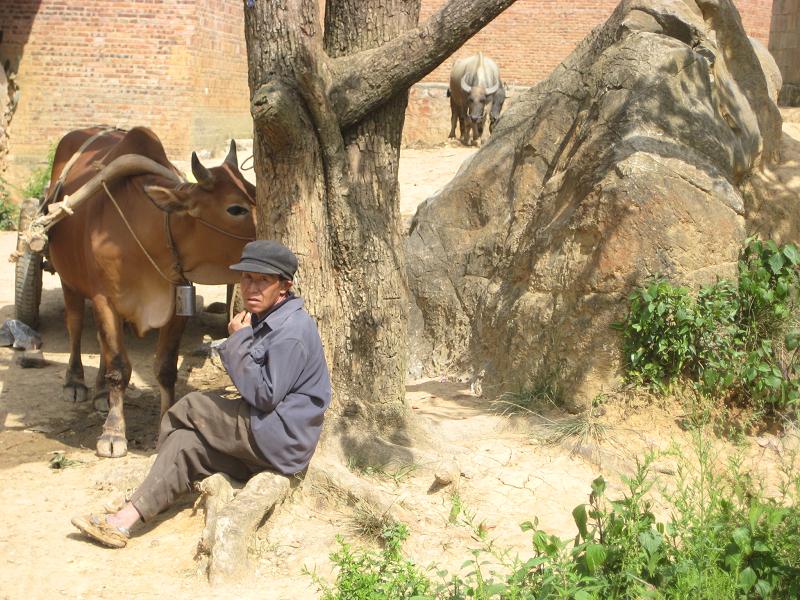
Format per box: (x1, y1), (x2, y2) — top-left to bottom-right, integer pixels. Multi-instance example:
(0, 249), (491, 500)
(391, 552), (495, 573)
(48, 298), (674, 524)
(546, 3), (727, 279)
(144, 184), (193, 213)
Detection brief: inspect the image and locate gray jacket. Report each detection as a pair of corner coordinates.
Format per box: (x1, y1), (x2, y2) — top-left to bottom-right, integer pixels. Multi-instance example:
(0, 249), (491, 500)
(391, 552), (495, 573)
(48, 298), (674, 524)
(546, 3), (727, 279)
(218, 295), (331, 475)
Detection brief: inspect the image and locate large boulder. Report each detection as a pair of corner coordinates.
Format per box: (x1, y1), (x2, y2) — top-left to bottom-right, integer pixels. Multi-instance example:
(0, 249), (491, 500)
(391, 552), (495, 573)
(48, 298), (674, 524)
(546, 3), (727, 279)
(749, 37), (782, 103)
(406, 0), (781, 407)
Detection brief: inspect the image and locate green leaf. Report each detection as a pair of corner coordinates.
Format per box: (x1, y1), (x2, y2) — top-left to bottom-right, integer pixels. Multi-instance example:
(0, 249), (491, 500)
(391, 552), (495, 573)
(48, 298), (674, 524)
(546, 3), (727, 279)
(753, 541), (770, 552)
(584, 543), (607, 574)
(768, 251), (786, 274)
(732, 527), (751, 552)
(520, 520), (535, 532)
(574, 592), (592, 600)
(766, 508), (788, 528)
(591, 476), (606, 497)
(738, 567), (757, 592)
(639, 531), (662, 557)
(783, 243), (800, 265)
(573, 504), (589, 540)
(755, 580), (772, 596)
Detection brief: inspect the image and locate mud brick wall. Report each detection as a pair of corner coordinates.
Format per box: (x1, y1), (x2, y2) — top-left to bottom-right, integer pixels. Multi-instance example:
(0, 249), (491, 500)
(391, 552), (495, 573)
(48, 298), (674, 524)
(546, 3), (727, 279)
(0, 0), (780, 182)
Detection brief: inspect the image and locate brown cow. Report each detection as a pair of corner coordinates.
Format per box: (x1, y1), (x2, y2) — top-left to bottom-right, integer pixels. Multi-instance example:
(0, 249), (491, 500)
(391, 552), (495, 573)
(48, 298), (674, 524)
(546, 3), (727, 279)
(47, 126), (256, 457)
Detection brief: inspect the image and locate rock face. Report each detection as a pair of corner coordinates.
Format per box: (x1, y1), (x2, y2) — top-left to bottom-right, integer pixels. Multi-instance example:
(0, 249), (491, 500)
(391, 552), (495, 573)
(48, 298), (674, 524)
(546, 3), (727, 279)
(406, 0), (781, 407)
(749, 37), (782, 103)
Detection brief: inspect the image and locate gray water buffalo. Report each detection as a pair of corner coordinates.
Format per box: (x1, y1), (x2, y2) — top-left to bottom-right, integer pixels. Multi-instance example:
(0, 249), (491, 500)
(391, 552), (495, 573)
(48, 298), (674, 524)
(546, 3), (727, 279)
(448, 52), (502, 146)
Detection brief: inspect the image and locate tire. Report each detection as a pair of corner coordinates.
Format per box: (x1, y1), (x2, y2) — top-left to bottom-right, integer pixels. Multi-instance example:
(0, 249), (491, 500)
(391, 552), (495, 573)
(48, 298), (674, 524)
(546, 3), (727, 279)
(14, 198), (43, 329)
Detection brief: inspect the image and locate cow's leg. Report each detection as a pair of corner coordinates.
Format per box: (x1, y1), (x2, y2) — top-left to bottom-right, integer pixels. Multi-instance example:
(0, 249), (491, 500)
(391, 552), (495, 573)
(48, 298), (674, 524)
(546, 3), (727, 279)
(154, 313), (188, 417)
(460, 114), (470, 146)
(62, 284), (89, 403)
(469, 120), (479, 146)
(92, 352), (109, 412)
(91, 296), (131, 458)
(448, 99), (458, 139)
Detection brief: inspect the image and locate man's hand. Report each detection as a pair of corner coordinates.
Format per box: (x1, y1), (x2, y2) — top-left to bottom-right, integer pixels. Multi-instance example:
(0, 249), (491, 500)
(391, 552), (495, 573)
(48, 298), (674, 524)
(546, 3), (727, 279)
(228, 310), (252, 335)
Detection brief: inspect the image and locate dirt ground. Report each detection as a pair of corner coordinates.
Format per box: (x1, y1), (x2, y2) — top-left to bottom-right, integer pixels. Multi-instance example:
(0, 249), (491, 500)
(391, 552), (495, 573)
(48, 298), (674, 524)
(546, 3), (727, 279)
(0, 140), (797, 600)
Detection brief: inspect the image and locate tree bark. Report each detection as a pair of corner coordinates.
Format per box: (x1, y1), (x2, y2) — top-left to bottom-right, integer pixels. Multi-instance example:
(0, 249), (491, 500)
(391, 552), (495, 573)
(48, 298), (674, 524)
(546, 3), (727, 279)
(244, 0), (515, 453)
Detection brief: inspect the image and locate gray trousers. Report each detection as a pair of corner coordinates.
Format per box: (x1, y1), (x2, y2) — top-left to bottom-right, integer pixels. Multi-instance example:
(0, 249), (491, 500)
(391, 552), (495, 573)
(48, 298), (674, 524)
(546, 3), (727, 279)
(130, 391), (272, 521)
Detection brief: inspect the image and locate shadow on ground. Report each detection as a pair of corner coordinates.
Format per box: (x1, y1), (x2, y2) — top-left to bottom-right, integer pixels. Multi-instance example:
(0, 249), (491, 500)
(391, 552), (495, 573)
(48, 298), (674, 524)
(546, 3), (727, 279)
(0, 284), (231, 468)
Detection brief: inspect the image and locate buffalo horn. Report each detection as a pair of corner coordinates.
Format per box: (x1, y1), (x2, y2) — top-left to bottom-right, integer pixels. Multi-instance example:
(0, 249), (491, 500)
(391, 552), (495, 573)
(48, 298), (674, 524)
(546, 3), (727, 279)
(461, 75), (472, 93)
(191, 152), (214, 188)
(224, 140), (238, 169)
(486, 81), (500, 95)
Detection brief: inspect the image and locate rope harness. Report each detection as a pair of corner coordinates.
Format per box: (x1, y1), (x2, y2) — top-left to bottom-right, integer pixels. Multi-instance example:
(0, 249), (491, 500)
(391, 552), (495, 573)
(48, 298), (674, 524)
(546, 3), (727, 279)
(102, 180), (185, 285)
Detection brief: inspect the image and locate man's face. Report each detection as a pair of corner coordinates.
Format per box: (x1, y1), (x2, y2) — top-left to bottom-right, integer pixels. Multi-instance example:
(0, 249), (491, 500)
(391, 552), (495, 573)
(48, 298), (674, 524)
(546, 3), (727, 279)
(240, 271), (292, 315)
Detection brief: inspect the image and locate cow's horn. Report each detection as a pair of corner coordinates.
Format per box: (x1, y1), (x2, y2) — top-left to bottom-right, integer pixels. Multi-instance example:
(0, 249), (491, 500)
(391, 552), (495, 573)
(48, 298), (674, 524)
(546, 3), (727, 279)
(461, 75), (471, 93)
(486, 81), (500, 95)
(191, 152), (214, 188)
(224, 140), (238, 169)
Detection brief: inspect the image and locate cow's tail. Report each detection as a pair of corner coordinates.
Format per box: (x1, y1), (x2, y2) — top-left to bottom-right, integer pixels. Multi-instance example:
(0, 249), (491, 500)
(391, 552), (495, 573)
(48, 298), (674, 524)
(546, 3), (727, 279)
(446, 89), (451, 98)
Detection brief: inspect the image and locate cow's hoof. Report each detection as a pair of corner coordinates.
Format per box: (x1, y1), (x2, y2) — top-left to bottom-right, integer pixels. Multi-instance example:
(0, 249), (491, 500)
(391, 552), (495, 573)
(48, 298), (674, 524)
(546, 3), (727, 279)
(97, 435), (127, 458)
(63, 383), (89, 403)
(93, 392), (110, 413)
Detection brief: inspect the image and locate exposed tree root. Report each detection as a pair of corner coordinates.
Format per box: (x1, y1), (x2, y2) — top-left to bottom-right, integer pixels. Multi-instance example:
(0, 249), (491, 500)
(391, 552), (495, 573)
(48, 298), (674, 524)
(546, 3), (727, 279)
(192, 425), (462, 584)
(195, 471), (294, 585)
(307, 459), (415, 524)
(332, 428), (462, 488)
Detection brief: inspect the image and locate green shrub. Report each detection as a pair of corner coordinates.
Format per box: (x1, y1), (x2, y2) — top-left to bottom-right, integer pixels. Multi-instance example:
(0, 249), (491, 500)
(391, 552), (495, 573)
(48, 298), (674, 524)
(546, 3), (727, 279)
(618, 237), (800, 412)
(0, 145), (55, 231)
(0, 179), (18, 230)
(22, 144), (56, 200)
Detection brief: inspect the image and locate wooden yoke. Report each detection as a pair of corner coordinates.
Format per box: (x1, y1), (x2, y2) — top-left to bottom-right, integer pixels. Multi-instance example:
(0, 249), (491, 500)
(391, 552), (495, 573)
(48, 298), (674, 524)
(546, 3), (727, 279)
(13, 154), (184, 256)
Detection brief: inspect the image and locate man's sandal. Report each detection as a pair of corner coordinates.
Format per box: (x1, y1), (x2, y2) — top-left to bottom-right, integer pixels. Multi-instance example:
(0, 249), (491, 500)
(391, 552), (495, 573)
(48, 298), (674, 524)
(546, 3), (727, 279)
(71, 514), (131, 548)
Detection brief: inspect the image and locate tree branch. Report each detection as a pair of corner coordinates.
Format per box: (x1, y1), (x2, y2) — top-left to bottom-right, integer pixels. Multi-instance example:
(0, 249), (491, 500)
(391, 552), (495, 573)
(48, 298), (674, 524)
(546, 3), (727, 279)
(328, 0), (518, 128)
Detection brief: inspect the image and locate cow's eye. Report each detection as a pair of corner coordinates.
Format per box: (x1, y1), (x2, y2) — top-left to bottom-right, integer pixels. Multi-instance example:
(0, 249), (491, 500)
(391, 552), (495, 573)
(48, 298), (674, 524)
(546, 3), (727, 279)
(227, 205), (249, 216)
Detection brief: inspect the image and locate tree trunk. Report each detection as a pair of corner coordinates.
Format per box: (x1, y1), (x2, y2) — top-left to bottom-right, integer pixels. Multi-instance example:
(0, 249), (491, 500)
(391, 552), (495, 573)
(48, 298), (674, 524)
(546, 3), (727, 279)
(243, 0), (515, 455)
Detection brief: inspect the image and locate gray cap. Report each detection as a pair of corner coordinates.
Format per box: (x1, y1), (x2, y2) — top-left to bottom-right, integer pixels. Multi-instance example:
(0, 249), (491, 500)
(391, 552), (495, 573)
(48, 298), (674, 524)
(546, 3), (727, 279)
(229, 240), (298, 280)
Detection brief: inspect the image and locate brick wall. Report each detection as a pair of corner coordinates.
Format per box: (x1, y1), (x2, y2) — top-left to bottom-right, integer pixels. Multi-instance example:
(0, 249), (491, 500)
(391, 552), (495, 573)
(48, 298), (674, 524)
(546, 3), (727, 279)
(1, 1), (201, 184)
(0, 0), (252, 186)
(770, 0), (800, 104)
(188, 0), (251, 153)
(420, 0), (774, 87)
(739, 0), (776, 42)
(0, 0), (781, 183)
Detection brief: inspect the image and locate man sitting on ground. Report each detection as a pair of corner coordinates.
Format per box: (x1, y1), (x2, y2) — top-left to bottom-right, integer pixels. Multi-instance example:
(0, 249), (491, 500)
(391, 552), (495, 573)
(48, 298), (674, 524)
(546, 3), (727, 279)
(72, 240), (331, 548)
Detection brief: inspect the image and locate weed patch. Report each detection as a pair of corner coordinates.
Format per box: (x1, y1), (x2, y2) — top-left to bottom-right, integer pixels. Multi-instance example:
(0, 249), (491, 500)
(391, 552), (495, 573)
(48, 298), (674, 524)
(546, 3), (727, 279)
(618, 237), (800, 418)
(313, 437), (800, 599)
